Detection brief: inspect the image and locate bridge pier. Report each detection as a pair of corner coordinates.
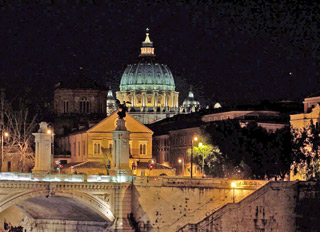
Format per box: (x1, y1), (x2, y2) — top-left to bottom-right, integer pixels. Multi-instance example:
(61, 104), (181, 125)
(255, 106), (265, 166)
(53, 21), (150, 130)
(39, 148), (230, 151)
(110, 183), (133, 231)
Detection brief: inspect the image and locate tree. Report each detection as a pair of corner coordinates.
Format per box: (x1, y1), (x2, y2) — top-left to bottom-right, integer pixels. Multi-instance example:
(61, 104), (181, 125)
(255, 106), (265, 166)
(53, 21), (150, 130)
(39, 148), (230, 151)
(204, 119), (294, 180)
(292, 121), (320, 180)
(4, 104), (37, 172)
(190, 143), (220, 177)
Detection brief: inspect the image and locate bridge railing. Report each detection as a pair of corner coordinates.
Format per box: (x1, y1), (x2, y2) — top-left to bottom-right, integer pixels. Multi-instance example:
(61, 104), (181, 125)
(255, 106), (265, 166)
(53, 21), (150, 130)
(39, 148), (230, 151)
(0, 172), (132, 183)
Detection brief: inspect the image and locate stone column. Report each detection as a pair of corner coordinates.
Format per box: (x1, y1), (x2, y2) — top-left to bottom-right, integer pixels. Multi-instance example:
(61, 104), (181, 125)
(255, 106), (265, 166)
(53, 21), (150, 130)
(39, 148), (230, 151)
(171, 92), (174, 109)
(111, 119), (131, 171)
(175, 92), (179, 108)
(32, 122), (54, 174)
(132, 91), (135, 107)
(141, 91), (146, 107)
(163, 91), (167, 107)
(110, 183), (133, 231)
(154, 91), (158, 107)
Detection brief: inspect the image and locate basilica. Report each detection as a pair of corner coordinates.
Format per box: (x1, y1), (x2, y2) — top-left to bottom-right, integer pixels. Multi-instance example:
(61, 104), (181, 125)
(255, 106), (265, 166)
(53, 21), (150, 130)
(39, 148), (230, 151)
(53, 29), (201, 132)
(114, 29), (200, 124)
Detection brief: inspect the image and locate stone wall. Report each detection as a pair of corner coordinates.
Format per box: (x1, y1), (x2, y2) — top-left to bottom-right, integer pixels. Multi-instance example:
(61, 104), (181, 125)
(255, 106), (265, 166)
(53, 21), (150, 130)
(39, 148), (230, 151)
(178, 181), (320, 232)
(22, 218), (108, 232)
(131, 177), (267, 231)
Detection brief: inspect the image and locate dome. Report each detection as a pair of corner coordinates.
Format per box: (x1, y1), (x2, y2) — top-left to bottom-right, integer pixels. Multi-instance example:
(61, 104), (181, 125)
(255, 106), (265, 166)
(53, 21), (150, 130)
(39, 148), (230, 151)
(107, 90), (115, 101)
(120, 60), (175, 91)
(182, 90), (200, 108)
(214, 102), (222, 109)
(119, 29), (175, 92)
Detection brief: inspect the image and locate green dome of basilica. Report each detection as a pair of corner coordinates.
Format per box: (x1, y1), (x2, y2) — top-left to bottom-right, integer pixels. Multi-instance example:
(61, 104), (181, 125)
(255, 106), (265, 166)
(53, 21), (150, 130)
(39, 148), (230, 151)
(119, 29), (175, 92)
(120, 60), (175, 91)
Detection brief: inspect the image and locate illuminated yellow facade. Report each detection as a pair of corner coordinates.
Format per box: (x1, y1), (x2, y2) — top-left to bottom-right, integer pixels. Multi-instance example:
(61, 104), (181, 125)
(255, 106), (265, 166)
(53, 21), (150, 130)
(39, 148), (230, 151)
(290, 99), (320, 130)
(57, 112), (154, 174)
(290, 96), (320, 180)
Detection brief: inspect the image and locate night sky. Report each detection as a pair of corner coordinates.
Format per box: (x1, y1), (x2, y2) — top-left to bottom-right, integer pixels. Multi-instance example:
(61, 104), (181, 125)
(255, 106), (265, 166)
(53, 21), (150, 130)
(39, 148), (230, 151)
(0, 1), (319, 107)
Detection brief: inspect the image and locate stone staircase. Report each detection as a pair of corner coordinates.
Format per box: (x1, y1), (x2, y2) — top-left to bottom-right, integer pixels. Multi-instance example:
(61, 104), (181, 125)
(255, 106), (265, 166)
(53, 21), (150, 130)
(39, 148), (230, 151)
(176, 181), (299, 232)
(158, 189), (234, 231)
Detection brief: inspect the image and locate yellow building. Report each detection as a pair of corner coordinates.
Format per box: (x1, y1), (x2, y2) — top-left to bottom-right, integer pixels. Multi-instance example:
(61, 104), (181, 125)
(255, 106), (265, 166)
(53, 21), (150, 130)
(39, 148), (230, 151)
(290, 96), (320, 180)
(56, 111), (175, 176)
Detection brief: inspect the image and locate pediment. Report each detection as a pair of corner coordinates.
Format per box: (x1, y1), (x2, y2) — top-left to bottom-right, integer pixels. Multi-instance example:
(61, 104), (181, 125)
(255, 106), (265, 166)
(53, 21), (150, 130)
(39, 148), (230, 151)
(88, 111), (153, 134)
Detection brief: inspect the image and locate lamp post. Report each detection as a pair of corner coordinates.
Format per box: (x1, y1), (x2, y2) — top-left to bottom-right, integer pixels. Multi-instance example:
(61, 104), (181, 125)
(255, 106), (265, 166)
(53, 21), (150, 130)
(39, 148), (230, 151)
(178, 158), (184, 176)
(231, 182), (236, 203)
(191, 136), (198, 178)
(1, 131), (9, 171)
(46, 126), (54, 173)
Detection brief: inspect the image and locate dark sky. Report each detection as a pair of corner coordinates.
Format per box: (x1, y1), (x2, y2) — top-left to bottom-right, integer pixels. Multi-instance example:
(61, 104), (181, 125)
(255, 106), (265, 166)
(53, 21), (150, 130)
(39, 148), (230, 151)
(0, 0), (319, 107)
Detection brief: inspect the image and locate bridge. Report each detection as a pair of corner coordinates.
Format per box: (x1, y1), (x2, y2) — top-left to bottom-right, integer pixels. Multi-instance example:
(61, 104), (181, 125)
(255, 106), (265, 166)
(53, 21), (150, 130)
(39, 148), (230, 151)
(0, 173), (267, 231)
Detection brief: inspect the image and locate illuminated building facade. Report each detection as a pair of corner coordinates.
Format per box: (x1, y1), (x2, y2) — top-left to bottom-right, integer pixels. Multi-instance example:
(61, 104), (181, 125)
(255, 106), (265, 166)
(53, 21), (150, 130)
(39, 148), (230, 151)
(116, 29), (179, 124)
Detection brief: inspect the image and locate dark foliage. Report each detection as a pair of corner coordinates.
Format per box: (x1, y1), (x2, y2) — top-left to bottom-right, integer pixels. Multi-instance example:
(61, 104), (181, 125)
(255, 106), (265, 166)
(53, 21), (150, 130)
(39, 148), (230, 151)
(204, 119), (294, 179)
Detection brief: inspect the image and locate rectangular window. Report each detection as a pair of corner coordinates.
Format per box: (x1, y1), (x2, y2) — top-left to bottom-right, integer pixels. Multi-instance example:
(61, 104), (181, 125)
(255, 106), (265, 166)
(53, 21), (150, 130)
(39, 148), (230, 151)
(108, 141), (113, 155)
(139, 142), (147, 155)
(78, 142), (80, 156)
(73, 143), (76, 156)
(7, 161), (11, 172)
(63, 100), (69, 113)
(82, 141), (85, 156)
(93, 141), (101, 155)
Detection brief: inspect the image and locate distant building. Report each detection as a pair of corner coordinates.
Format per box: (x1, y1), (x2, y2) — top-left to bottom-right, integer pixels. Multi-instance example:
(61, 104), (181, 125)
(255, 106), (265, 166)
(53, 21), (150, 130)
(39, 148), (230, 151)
(106, 89), (117, 116)
(150, 107), (289, 176)
(180, 88), (201, 113)
(53, 74), (108, 135)
(203, 110), (285, 132)
(290, 95), (320, 129)
(290, 94), (320, 180)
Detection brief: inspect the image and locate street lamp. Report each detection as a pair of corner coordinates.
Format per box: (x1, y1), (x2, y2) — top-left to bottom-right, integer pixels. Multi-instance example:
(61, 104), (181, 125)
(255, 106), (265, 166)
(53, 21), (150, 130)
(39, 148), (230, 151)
(231, 182), (236, 203)
(1, 131), (9, 172)
(191, 136), (198, 178)
(46, 125), (54, 173)
(178, 158), (184, 176)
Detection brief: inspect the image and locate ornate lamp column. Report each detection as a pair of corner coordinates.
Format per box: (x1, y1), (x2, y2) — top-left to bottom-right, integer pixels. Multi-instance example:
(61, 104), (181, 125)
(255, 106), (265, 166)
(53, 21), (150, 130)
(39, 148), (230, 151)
(32, 122), (54, 174)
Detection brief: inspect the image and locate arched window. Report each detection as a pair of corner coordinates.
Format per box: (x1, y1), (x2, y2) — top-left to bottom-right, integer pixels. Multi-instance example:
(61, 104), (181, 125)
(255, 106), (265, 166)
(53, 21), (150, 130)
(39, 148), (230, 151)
(80, 97), (90, 114)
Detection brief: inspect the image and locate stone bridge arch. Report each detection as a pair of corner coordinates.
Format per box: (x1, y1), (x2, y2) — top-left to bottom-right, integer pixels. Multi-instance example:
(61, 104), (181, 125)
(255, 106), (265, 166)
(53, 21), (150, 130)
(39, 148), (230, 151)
(0, 181), (133, 230)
